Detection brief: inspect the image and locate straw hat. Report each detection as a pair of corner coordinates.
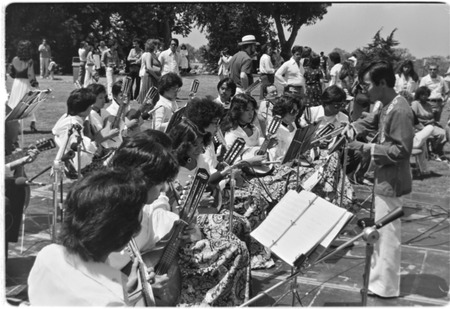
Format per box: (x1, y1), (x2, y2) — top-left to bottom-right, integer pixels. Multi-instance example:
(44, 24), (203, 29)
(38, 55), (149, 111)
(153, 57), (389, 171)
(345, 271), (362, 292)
(238, 35), (260, 46)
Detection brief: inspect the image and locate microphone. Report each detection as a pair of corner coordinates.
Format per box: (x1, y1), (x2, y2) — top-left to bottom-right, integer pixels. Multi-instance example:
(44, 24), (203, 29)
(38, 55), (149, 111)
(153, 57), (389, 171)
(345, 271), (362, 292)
(61, 150), (75, 162)
(70, 143), (95, 155)
(375, 207), (404, 229)
(15, 177), (46, 187)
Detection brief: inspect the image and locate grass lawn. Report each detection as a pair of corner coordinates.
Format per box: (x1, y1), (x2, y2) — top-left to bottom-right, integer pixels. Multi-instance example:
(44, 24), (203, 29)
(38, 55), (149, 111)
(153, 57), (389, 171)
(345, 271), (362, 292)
(4, 73), (450, 197)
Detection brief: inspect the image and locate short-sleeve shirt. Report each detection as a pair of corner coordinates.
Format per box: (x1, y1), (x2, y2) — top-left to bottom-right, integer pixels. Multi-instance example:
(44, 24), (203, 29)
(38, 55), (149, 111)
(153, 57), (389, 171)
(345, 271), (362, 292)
(229, 51), (253, 88)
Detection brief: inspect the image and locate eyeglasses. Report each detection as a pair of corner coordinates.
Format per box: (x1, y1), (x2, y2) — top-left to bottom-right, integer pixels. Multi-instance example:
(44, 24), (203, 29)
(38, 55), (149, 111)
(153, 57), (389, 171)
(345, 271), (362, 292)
(328, 102), (343, 109)
(170, 43), (178, 47)
(429, 68), (437, 71)
(289, 108), (299, 115)
(359, 82), (370, 92)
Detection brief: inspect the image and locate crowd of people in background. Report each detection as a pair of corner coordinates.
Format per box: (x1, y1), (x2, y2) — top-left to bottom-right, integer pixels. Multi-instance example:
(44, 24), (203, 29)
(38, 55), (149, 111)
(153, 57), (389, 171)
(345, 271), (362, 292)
(4, 33), (450, 306)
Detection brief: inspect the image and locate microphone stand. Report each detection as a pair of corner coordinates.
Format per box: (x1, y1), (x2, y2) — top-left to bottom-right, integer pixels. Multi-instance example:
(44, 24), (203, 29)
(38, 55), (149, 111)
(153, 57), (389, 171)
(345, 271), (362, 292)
(239, 207), (404, 307)
(51, 124), (75, 242)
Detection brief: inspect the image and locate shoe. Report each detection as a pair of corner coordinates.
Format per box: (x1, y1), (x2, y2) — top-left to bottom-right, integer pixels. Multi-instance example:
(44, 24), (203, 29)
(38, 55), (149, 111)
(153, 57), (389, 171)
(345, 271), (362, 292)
(30, 121), (38, 133)
(367, 290), (398, 299)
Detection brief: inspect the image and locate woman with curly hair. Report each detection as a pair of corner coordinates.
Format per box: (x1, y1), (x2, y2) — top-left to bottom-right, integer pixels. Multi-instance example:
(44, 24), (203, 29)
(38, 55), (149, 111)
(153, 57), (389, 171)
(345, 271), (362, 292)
(7, 40), (39, 134)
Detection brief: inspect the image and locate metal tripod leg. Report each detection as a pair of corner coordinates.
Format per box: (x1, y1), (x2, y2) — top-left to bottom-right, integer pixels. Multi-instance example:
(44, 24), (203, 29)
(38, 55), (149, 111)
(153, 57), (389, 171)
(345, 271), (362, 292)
(272, 267), (303, 307)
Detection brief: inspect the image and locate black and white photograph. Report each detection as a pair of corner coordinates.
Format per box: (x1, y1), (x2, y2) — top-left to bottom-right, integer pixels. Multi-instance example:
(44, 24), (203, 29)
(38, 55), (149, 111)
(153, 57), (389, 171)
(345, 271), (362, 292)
(2, 1), (450, 307)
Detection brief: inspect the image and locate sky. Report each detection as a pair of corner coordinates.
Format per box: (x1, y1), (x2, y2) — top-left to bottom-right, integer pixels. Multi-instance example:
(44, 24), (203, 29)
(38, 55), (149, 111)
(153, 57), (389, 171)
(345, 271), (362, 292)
(174, 2), (450, 59)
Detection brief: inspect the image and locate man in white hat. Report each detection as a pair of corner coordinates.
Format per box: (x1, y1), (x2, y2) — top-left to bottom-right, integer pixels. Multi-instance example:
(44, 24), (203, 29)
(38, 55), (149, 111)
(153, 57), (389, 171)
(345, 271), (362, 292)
(229, 35), (259, 93)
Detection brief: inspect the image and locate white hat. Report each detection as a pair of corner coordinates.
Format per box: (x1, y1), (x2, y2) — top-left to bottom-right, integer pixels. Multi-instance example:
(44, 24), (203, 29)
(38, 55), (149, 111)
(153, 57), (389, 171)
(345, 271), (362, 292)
(238, 35), (260, 46)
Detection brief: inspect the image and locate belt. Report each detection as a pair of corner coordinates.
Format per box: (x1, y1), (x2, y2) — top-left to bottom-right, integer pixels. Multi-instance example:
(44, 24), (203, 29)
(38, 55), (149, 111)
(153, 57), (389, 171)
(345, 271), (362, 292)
(260, 73), (274, 76)
(429, 99), (443, 102)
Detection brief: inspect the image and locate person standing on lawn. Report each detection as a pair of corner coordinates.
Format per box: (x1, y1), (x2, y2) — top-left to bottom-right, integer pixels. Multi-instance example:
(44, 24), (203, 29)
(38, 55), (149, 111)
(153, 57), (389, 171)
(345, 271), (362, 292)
(346, 60), (414, 298)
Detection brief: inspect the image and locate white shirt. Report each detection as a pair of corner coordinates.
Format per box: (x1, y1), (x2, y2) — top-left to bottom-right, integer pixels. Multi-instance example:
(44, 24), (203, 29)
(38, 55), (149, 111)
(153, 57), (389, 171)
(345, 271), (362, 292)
(259, 54), (275, 74)
(268, 122), (297, 161)
(419, 74), (449, 100)
(101, 100), (130, 148)
(299, 106), (349, 130)
(224, 125), (263, 152)
(154, 96), (178, 131)
(52, 114), (97, 171)
(107, 195), (178, 270)
(158, 48), (180, 76)
(329, 63), (343, 88)
(394, 74), (418, 95)
(28, 244), (129, 306)
(275, 58), (305, 87)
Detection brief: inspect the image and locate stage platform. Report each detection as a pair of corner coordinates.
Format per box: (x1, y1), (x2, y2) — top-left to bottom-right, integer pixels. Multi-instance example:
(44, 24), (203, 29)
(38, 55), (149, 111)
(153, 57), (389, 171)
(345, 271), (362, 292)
(4, 182), (450, 307)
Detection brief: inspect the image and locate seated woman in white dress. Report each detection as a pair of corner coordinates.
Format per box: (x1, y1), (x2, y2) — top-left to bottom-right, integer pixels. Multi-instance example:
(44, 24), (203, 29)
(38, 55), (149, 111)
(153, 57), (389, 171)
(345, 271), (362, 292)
(28, 169), (149, 306)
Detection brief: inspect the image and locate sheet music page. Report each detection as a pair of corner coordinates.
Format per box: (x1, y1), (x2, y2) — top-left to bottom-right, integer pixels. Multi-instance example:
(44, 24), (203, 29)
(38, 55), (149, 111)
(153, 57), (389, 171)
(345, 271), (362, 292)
(251, 190), (351, 266)
(319, 211), (353, 248)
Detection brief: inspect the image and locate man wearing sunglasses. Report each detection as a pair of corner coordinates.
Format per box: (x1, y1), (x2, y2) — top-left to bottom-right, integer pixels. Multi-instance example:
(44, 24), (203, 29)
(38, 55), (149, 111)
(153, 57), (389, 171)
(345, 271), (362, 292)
(419, 63), (449, 122)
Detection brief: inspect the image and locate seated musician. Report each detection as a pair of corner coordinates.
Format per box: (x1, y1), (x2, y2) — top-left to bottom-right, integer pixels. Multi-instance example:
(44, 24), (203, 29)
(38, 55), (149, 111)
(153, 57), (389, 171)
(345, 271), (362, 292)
(84, 83), (120, 146)
(52, 88), (99, 174)
(101, 80), (139, 149)
(108, 130), (251, 306)
(153, 72), (183, 131)
(28, 169), (149, 306)
(298, 85), (354, 205)
(268, 94), (302, 161)
(257, 83), (279, 136)
(213, 77), (236, 113)
(221, 93), (273, 164)
(299, 84), (349, 131)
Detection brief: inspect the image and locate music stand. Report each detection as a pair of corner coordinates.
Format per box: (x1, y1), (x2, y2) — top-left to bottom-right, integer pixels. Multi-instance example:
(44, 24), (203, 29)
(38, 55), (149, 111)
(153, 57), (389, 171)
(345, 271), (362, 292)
(6, 89), (52, 145)
(164, 106), (186, 133)
(281, 123), (319, 191)
(249, 190), (354, 307)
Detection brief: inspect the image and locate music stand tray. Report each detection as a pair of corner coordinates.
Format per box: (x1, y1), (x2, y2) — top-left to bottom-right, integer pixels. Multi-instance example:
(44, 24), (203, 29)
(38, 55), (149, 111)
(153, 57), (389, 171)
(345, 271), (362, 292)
(6, 90), (51, 122)
(281, 123), (318, 166)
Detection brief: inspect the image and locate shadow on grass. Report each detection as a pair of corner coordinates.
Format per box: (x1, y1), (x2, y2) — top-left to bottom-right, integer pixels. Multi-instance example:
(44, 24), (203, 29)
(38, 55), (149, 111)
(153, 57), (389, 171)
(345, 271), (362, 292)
(400, 274), (449, 298)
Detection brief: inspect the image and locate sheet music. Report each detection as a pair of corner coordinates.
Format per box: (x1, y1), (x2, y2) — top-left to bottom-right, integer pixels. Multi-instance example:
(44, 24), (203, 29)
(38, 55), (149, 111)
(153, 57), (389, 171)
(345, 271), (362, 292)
(251, 190), (352, 267)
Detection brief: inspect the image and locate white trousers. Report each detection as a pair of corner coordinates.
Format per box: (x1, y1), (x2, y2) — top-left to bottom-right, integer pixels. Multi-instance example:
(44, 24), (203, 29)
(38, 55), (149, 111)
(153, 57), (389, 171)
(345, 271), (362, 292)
(106, 67), (116, 100)
(368, 194), (403, 297)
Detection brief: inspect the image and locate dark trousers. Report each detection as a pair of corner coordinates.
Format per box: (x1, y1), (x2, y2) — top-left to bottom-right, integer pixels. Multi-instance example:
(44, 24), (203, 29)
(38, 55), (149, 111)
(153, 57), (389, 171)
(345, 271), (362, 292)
(128, 71), (141, 100)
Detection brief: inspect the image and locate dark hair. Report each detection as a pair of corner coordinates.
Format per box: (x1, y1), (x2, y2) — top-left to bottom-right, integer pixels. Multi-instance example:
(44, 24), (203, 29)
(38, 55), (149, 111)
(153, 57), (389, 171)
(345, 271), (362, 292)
(67, 88), (96, 116)
(217, 77), (237, 96)
(261, 43), (271, 54)
(301, 46), (312, 58)
(170, 38), (179, 47)
(264, 83), (276, 94)
(321, 85), (346, 106)
(272, 94), (301, 117)
(396, 59), (419, 82)
(133, 38), (141, 46)
(79, 41), (86, 48)
(310, 55), (321, 69)
(110, 131), (179, 186)
(159, 72), (183, 95)
(185, 97), (224, 130)
(414, 86), (431, 100)
(85, 83), (106, 97)
(60, 169), (148, 262)
(180, 44), (186, 49)
(221, 93), (258, 132)
(16, 40), (33, 61)
(145, 39), (159, 53)
(112, 80), (123, 97)
(168, 119), (207, 166)
(291, 45), (303, 55)
(359, 60), (396, 88)
(328, 52), (341, 64)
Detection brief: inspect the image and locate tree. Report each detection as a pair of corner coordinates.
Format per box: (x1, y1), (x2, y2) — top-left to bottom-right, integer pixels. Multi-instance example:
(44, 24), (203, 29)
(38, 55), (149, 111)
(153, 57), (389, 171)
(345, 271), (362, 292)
(355, 28), (402, 67)
(257, 3), (331, 60)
